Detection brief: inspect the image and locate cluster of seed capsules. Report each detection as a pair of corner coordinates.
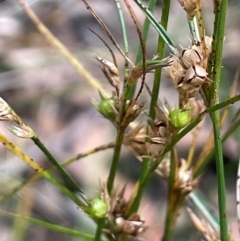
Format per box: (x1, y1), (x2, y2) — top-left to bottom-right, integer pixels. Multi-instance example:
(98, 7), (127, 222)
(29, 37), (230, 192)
(85, 183), (146, 238)
(93, 34), (212, 160)
(167, 36), (213, 107)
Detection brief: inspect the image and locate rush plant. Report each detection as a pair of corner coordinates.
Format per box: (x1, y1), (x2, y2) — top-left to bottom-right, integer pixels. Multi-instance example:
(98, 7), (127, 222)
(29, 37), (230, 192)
(0, 0), (239, 241)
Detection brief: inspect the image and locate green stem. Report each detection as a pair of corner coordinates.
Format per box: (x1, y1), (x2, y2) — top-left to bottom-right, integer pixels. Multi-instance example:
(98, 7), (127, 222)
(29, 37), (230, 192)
(210, 112), (228, 240)
(149, 0), (171, 119)
(32, 136), (84, 194)
(208, 0), (229, 240)
(107, 131), (124, 192)
(94, 219), (105, 241)
(162, 149), (177, 241)
(42, 170), (84, 206)
(2, 211), (102, 240)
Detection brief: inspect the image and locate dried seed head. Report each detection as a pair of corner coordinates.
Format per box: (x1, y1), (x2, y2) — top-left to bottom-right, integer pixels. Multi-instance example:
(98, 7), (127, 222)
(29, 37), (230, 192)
(92, 95), (118, 123)
(187, 208), (220, 241)
(181, 46), (203, 68)
(0, 97), (35, 138)
(8, 124), (35, 139)
(0, 97), (18, 122)
(99, 181), (130, 219)
(182, 65), (207, 86)
(158, 158), (198, 195)
(146, 102), (172, 158)
(126, 100), (145, 123)
(165, 56), (186, 88)
(115, 214), (145, 236)
(156, 158), (170, 179)
(178, 0), (205, 19)
(94, 55), (120, 89)
(123, 123), (147, 156)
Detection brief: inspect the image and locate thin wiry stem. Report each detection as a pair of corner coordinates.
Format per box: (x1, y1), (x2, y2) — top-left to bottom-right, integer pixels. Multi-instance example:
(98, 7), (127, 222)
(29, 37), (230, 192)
(86, 27), (118, 68)
(113, 0), (129, 62)
(123, 0), (146, 101)
(82, 0), (134, 67)
(149, 0), (171, 118)
(128, 0), (157, 98)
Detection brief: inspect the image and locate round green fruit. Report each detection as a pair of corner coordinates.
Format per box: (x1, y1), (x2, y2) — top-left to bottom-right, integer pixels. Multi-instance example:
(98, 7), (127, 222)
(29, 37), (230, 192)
(87, 198), (108, 218)
(99, 98), (116, 121)
(169, 109), (191, 129)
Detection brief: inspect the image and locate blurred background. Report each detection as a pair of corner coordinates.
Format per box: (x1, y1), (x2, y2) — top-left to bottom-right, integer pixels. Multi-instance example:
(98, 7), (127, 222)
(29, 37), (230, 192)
(0, 0), (240, 240)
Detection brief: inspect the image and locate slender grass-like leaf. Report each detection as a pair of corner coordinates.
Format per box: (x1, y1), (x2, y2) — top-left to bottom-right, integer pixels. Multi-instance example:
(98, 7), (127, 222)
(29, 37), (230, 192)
(0, 133), (84, 207)
(133, 0), (178, 55)
(1, 210), (103, 240)
(32, 136), (84, 194)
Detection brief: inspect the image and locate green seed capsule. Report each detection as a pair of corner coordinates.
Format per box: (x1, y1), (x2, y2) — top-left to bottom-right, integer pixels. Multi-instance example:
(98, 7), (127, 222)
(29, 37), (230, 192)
(87, 198), (108, 218)
(99, 98), (116, 120)
(169, 109), (191, 129)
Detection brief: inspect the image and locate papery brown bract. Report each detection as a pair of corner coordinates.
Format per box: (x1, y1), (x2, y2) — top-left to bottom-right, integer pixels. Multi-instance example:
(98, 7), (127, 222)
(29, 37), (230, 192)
(178, 0), (205, 19)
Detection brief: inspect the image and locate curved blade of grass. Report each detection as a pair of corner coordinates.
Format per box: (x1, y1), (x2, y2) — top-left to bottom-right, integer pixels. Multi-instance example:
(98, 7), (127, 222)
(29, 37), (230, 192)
(31, 136), (84, 194)
(0, 133), (84, 207)
(0, 210), (102, 241)
(113, 0), (129, 57)
(134, 0), (178, 55)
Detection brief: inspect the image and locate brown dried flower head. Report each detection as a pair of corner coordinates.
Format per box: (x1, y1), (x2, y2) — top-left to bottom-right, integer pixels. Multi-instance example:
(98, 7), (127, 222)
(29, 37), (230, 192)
(0, 97), (35, 138)
(158, 158), (198, 195)
(94, 55), (120, 89)
(124, 100), (145, 125)
(123, 123), (147, 157)
(178, 0), (205, 19)
(99, 181), (129, 218)
(147, 102), (172, 158)
(166, 56), (185, 88)
(115, 213), (146, 236)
